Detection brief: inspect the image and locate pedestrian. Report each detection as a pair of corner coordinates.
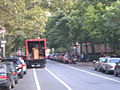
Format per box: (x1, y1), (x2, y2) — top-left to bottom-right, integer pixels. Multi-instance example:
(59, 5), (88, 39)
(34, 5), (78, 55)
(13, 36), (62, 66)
(71, 54), (77, 64)
(80, 52), (86, 62)
(77, 53), (81, 63)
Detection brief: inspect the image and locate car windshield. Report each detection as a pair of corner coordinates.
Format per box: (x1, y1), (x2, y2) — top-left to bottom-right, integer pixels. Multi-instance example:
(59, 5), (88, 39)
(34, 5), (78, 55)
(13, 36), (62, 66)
(19, 59), (25, 64)
(7, 64), (15, 70)
(0, 66), (6, 73)
(2, 59), (21, 65)
(109, 59), (120, 63)
(99, 58), (106, 62)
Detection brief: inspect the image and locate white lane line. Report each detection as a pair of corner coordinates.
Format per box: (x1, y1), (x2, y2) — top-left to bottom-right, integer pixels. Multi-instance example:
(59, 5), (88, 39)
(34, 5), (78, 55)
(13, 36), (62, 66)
(33, 68), (41, 90)
(59, 64), (120, 83)
(45, 67), (73, 90)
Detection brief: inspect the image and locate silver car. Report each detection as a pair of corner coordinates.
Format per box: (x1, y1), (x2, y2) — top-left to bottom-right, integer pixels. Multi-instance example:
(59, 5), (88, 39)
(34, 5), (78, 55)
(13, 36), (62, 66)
(94, 57), (107, 71)
(101, 58), (120, 74)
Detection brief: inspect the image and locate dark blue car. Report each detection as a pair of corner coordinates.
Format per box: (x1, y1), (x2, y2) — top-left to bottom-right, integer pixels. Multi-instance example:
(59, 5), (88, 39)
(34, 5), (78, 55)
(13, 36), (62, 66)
(0, 64), (15, 90)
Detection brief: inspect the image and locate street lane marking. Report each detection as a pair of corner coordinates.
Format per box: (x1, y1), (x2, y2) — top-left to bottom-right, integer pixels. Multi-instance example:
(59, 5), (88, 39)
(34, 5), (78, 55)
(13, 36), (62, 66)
(59, 64), (120, 83)
(45, 67), (73, 90)
(33, 68), (41, 90)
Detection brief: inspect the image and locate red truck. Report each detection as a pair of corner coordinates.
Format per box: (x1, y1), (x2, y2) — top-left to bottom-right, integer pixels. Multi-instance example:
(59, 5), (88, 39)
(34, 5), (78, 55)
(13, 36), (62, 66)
(25, 39), (46, 68)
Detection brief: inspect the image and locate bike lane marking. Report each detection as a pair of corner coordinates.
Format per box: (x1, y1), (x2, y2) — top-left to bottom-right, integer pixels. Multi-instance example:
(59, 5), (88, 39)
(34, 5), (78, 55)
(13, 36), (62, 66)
(33, 68), (41, 90)
(45, 67), (73, 90)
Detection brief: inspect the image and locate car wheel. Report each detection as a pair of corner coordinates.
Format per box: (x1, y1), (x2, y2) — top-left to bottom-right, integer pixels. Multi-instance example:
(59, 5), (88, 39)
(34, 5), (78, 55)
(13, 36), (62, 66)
(11, 80), (15, 89)
(15, 79), (18, 84)
(99, 67), (103, 72)
(24, 71), (27, 75)
(101, 68), (105, 72)
(94, 68), (97, 71)
(106, 69), (109, 74)
(97, 68), (100, 71)
(6, 85), (11, 90)
(114, 69), (118, 76)
(19, 73), (24, 79)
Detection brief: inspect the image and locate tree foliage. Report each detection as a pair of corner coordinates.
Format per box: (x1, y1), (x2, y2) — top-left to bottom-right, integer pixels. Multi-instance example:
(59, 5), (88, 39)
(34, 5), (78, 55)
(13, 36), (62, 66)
(0, 0), (50, 54)
(45, 0), (120, 53)
(1, 0), (120, 54)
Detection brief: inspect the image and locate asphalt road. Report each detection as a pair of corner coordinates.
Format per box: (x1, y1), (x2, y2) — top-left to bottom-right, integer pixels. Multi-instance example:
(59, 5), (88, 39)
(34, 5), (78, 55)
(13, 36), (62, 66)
(14, 60), (120, 90)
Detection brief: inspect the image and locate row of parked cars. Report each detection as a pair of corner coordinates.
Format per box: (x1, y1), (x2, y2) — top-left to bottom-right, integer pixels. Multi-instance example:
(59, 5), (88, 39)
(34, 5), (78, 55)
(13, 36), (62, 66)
(47, 53), (77, 64)
(94, 57), (120, 76)
(0, 57), (27, 90)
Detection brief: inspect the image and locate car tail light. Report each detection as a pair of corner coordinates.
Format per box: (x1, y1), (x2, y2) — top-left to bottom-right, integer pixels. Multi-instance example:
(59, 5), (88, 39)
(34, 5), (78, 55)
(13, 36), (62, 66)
(12, 72), (17, 75)
(22, 64), (26, 67)
(109, 65), (113, 68)
(0, 74), (8, 80)
(18, 65), (23, 68)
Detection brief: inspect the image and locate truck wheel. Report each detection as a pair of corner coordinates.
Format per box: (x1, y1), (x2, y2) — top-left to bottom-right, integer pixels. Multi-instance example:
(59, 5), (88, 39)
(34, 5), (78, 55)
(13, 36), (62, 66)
(27, 65), (31, 68)
(24, 71), (27, 75)
(40, 64), (45, 68)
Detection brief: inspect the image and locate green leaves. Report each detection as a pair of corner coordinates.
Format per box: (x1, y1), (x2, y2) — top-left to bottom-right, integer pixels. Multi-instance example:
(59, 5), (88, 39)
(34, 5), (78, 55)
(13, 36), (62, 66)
(1, 0), (120, 54)
(45, 0), (120, 53)
(0, 0), (50, 54)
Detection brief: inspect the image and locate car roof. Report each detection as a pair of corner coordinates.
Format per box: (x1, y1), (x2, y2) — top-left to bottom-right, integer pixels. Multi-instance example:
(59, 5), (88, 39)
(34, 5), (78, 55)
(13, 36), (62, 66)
(1, 62), (13, 64)
(107, 58), (120, 59)
(0, 63), (6, 67)
(1, 58), (21, 64)
(1, 58), (19, 61)
(1, 62), (14, 65)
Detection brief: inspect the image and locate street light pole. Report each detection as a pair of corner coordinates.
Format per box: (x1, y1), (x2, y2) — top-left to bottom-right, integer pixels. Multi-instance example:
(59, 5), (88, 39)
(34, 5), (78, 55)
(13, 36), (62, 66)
(0, 26), (6, 57)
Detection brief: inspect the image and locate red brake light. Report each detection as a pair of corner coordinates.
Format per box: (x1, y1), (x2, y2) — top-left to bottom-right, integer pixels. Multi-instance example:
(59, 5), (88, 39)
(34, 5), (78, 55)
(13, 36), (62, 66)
(18, 65), (23, 68)
(109, 65), (113, 68)
(12, 72), (16, 75)
(22, 64), (26, 67)
(0, 74), (8, 80)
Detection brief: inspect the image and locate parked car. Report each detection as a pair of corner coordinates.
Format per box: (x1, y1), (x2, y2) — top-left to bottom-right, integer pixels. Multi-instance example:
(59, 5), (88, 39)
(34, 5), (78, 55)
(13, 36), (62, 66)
(94, 57), (107, 71)
(101, 58), (120, 74)
(70, 55), (77, 64)
(1, 62), (18, 84)
(0, 64), (15, 90)
(62, 54), (69, 64)
(1, 58), (24, 79)
(57, 53), (64, 62)
(18, 58), (27, 75)
(114, 61), (120, 76)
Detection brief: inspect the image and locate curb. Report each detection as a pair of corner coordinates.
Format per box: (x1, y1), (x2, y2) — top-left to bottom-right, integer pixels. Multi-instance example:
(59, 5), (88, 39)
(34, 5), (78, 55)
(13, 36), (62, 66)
(77, 62), (95, 67)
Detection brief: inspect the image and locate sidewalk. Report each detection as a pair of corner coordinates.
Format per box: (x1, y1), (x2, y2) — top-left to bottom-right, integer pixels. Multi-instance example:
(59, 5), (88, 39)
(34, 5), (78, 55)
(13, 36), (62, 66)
(77, 62), (95, 67)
